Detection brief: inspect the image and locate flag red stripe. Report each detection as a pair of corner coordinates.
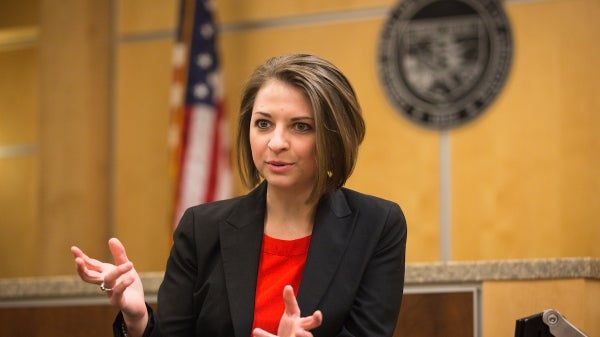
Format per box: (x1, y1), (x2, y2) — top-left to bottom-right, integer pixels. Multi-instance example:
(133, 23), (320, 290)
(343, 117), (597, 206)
(204, 102), (223, 202)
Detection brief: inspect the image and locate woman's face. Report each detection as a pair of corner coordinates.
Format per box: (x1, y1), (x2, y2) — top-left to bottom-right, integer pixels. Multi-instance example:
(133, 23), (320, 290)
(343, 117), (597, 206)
(249, 79), (317, 195)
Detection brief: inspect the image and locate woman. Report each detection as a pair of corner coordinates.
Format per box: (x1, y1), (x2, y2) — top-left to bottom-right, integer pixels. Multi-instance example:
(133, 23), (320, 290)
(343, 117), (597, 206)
(71, 54), (407, 337)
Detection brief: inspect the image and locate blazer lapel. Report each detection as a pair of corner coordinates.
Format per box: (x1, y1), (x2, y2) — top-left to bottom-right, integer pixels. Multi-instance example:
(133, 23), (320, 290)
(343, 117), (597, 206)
(297, 189), (356, 315)
(220, 183), (267, 337)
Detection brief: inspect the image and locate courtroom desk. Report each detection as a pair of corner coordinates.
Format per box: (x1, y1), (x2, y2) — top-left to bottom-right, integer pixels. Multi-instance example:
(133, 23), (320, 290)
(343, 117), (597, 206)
(1, 258), (598, 337)
(401, 258), (600, 337)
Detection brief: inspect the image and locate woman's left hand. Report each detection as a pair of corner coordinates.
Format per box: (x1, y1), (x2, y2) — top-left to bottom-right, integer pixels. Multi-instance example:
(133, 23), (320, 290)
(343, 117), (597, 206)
(252, 285), (323, 337)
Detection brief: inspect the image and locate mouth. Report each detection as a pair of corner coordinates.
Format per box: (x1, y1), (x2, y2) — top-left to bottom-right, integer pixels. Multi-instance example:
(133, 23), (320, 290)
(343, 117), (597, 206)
(266, 161), (291, 167)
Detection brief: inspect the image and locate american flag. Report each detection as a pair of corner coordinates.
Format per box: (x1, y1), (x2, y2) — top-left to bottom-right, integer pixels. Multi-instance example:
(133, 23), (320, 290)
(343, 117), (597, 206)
(169, 0), (232, 228)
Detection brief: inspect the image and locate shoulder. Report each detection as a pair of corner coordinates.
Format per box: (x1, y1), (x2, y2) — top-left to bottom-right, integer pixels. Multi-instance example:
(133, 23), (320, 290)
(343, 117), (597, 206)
(186, 195), (244, 218)
(339, 187), (402, 212)
(172, 197), (240, 240)
(176, 183), (267, 230)
(337, 187), (407, 230)
(339, 188), (407, 254)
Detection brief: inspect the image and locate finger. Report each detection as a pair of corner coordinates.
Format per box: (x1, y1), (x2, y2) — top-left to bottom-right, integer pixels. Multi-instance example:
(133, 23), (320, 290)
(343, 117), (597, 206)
(300, 310), (323, 330)
(108, 238), (130, 266)
(102, 261), (134, 289)
(72, 246), (107, 274)
(282, 285), (301, 316)
(252, 328), (275, 337)
(71, 246), (99, 270)
(73, 256), (93, 276)
(73, 257), (102, 283)
(72, 248), (105, 283)
(106, 273), (136, 297)
(70, 246), (84, 258)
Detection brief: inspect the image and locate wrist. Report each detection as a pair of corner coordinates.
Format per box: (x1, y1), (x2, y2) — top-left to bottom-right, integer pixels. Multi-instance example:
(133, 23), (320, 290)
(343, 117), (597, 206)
(122, 310), (148, 337)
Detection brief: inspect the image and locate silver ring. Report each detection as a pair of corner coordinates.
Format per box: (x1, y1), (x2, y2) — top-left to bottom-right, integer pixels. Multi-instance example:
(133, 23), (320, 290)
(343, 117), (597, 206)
(100, 282), (113, 292)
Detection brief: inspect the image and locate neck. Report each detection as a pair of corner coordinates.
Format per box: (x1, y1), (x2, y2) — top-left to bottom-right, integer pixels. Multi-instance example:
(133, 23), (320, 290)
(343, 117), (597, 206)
(264, 187), (318, 240)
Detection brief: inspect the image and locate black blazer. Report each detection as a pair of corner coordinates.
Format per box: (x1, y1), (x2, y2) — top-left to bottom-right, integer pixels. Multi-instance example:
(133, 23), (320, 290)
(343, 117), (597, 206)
(132, 182), (407, 337)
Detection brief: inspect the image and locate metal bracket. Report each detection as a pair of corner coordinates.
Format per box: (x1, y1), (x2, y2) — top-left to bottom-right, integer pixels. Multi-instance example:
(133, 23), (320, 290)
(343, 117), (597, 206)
(542, 309), (588, 337)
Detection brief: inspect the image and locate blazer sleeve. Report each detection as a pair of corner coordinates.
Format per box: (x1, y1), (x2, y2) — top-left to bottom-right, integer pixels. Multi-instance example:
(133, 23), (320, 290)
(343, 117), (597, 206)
(112, 304), (155, 337)
(153, 208), (200, 336)
(337, 202), (407, 337)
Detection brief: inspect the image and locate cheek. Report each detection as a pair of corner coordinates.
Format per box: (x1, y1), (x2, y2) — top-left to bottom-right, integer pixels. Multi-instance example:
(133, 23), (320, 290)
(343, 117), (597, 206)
(301, 141), (318, 165)
(249, 138), (258, 157)
(249, 134), (263, 162)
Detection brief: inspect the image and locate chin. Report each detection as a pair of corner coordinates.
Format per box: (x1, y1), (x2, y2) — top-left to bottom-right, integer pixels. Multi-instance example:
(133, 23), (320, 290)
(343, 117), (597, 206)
(265, 178), (309, 192)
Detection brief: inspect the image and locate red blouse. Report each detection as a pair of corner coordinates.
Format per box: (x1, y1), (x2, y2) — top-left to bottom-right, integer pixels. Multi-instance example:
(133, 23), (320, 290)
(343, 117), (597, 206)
(251, 234), (311, 335)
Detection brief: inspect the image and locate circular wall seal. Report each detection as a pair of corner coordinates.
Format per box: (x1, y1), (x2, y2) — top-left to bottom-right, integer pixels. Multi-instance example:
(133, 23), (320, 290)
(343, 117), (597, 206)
(378, 0), (513, 129)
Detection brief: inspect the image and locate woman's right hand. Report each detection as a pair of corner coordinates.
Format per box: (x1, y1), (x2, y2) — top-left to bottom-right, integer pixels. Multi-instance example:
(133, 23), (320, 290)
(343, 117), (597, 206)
(253, 285), (323, 337)
(71, 238), (148, 337)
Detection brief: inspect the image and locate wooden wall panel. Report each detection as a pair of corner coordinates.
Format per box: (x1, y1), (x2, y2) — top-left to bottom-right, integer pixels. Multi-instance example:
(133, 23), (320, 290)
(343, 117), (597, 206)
(217, 0), (394, 23)
(1, 0), (599, 278)
(0, 46), (39, 277)
(216, 0), (600, 262)
(0, 0), (39, 29)
(0, 48), (37, 144)
(0, 305), (116, 337)
(584, 280), (600, 336)
(0, 156), (38, 276)
(117, 1), (177, 35)
(113, 39), (174, 270)
(482, 279), (599, 337)
(1, 0), (115, 277)
(0, 293), (472, 337)
(0, 303), (157, 337)
(452, 0), (600, 260)
(395, 292), (474, 337)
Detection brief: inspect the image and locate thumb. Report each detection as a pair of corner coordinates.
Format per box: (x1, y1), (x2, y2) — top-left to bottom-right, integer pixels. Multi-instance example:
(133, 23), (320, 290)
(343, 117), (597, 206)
(252, 328), (274, 337)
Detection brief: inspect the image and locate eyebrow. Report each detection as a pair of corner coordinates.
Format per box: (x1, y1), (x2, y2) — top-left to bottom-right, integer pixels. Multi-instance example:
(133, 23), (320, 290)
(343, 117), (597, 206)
(252, 111), (314, 122)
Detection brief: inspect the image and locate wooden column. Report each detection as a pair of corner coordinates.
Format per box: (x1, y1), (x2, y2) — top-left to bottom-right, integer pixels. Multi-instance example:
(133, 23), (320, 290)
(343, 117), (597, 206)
(38, 0), (114, 275)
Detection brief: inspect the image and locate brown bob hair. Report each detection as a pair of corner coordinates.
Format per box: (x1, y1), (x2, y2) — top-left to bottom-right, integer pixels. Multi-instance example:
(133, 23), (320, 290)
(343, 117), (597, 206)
(236, 54), (366, 202)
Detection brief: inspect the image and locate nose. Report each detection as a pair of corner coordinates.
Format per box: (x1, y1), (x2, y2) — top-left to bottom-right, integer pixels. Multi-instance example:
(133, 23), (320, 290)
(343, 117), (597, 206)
(267, 127), (289, 152)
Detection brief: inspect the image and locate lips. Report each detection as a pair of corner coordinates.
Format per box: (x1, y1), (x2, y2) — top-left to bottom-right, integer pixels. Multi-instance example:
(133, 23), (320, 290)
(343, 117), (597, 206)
(266, 161), (293, 172)
(266, 160), (290, 166)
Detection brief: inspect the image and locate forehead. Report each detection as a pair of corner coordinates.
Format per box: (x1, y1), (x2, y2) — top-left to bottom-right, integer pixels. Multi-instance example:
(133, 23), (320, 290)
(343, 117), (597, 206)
(252, 79), (313, 115)
(256, 78), (303, 96)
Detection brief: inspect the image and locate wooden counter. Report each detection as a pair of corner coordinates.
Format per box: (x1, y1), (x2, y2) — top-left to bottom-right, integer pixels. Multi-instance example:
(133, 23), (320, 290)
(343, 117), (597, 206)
(1, 258), (598, 337)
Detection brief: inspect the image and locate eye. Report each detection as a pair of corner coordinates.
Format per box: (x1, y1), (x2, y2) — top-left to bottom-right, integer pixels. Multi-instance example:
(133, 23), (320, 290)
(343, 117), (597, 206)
(294, 122), (312, 132)
(254, 119), (271, 129)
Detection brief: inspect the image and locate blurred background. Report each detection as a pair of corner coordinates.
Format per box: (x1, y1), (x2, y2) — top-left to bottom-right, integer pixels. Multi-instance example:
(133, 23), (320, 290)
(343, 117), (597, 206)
(0, 0), (598, 279)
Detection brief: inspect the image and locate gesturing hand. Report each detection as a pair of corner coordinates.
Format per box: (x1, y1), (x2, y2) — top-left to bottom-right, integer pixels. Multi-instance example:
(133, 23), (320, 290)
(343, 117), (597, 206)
(71, 238), (148, 337)
(253, 285), (323, 337)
